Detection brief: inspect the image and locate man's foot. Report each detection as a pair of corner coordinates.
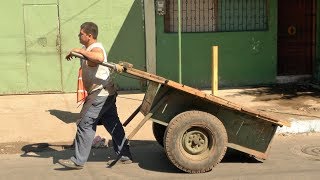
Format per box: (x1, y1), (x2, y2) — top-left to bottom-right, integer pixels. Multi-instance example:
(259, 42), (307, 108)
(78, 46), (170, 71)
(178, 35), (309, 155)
(107, 156), (132, 166)
(58, 159), (83, 169)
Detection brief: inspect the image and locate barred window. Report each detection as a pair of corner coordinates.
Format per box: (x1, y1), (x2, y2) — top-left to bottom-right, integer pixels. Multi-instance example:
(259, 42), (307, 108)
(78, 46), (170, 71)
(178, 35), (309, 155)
(164, 0), (268, 33)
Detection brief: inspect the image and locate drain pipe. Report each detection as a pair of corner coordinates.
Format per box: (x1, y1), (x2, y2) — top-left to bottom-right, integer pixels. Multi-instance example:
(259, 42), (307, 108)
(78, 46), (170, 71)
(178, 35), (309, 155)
(178, 0), (182, 83)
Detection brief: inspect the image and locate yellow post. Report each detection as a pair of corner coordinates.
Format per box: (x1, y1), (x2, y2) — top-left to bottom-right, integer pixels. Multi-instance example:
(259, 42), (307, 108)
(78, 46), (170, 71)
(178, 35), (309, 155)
(212, 46), (218, 96)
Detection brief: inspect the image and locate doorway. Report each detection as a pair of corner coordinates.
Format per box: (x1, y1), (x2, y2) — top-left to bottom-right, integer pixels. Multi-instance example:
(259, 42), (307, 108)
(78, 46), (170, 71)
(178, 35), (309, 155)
(24, 4), (62, 92)
(277, 0), (316, 76)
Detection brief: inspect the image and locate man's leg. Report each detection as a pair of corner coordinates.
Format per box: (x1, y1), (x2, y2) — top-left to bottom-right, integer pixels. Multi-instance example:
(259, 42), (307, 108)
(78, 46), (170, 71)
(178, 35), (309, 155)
(59, 93), (107, 168)
(101, 95), (132, 159)
(70, 115), (97, 166)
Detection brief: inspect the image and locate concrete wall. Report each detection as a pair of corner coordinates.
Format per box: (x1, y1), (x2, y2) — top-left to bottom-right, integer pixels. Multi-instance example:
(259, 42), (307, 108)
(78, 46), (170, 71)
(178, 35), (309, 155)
(1, 0), (319, 93)
(0, 1), (28, 94)
(155, 0), (320, 88)
(60, 0), (146, 92)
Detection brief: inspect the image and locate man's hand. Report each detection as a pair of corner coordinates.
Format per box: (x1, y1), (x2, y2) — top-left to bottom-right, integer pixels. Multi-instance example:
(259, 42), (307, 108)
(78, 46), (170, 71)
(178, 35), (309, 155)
(115, 64), (124, 73)
(65, 52), (74, 60)
(65, 48), (84, 61)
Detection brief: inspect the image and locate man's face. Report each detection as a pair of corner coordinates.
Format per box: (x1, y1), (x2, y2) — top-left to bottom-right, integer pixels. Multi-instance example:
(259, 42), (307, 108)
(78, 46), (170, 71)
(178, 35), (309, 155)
(78, 29), (91, 45)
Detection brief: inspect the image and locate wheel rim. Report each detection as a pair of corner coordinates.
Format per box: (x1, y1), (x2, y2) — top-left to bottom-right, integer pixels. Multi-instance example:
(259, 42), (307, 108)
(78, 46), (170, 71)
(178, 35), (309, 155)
(182, 128), (209, 155)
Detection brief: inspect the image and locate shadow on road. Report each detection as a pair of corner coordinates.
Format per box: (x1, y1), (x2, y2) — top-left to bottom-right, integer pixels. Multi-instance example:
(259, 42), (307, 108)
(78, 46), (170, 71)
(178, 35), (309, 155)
(19, 140), (180, 173)
(20, 141), (261, 173)
(47, 109), (80, 124)
(222, 148), (262, 163)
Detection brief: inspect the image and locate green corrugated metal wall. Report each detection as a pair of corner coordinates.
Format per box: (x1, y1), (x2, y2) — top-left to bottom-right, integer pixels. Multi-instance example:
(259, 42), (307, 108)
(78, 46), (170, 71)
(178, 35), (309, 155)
(0, 1), (28, 94)
(0, 0), (145, 94)
(1, 0), (320, 94)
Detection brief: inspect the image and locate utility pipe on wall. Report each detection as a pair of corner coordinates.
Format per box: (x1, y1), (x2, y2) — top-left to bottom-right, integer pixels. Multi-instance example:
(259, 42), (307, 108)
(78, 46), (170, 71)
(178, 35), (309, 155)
(178, 0), (182, 83)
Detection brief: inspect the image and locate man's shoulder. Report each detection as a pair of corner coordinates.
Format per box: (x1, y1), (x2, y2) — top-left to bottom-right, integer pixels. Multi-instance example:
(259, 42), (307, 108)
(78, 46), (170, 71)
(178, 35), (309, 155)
(88, 42), (105, 50)
(92, 42), (104, 47)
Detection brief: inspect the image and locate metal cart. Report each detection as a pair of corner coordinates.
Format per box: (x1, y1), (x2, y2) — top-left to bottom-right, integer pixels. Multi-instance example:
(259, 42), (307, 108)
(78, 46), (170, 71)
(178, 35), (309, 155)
(72, 52), (290, 173)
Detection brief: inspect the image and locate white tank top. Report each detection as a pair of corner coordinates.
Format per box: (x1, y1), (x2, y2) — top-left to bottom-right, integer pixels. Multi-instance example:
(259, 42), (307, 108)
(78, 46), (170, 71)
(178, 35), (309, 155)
(81, 42), (116, 96)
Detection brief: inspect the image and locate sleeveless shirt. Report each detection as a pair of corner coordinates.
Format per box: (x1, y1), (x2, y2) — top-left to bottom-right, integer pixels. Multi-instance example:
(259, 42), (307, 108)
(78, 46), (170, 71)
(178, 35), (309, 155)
(80, 42), (116, 96)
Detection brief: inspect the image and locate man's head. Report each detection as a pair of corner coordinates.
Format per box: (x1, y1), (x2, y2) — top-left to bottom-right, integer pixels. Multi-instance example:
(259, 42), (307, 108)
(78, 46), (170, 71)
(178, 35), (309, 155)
(78, 22), (98, 46)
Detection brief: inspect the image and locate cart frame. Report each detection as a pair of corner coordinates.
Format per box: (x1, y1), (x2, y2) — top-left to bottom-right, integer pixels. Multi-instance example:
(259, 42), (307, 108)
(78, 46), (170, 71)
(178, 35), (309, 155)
(70, 52), (290, 173)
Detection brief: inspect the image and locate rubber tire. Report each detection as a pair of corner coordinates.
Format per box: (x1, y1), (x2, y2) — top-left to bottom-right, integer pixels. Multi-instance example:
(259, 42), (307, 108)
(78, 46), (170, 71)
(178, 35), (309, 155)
(152, 122), (166, 147)
(164, 110), (228, 173)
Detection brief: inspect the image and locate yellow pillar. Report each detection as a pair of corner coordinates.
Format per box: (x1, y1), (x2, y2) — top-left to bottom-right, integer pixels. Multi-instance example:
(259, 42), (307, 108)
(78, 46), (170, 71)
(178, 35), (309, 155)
(212, 46), (218, 96)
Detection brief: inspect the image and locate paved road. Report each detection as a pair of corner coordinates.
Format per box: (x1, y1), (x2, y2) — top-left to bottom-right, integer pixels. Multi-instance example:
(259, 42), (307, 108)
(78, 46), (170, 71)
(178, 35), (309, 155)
(0, 134), (319, 180)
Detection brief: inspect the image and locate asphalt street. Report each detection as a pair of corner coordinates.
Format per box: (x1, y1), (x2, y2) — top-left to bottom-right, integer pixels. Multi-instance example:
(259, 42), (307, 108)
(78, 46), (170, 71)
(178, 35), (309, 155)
(0, 134), (319, 180)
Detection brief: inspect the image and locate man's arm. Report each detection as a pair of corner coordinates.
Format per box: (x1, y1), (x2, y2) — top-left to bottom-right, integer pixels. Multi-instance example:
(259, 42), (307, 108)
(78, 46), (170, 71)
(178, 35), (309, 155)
(66, 47), (104, 67)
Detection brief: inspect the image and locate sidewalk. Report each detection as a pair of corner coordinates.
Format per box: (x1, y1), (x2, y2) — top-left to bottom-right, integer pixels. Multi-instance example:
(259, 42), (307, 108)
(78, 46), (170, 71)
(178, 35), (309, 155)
(1, 84), (320, 144)
(209, 85), (320, 134)
(0, 92), (146, 144)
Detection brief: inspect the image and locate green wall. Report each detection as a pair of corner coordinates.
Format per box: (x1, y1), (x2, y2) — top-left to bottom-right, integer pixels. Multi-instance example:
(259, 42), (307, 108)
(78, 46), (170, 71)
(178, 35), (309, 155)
(0, 0), (319, 94)
(60, 0), (146, 92)
(0, 1), (27, 94)
(155, 0), (275, 88)
(108, 0), (147, 90)
(0, 0), (145, 94)
(156, 0), (320, 88)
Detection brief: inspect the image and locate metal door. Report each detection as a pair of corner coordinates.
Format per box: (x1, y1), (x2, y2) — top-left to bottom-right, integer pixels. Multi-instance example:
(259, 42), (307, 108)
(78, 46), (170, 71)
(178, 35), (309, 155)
(277, 0), (316, 76)
(24, 5), (62, 92)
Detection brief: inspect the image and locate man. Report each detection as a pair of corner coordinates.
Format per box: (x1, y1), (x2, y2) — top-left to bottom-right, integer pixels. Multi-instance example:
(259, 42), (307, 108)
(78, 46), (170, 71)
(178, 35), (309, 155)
(59, 22), (132, 169)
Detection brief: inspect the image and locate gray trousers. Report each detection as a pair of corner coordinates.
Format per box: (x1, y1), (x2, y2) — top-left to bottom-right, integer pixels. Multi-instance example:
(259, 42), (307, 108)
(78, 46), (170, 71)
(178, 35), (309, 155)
(71, 92), (131, 166)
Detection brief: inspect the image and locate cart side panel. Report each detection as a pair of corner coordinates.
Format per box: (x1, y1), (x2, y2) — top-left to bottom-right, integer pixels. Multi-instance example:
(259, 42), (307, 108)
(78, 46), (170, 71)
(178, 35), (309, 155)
(194, 99), (277, 157)
(147, 86), (277, 158)
(217, 108), (277, 152)
(149, 87), (198, 125)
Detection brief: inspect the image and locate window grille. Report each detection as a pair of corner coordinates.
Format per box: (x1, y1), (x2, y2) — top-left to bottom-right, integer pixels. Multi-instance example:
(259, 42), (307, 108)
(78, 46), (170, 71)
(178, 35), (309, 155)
(164, 0), (268, 32)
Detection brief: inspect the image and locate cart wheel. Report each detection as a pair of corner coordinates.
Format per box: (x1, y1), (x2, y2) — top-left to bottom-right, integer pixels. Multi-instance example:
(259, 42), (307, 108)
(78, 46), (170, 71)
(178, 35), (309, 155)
(164, 110), (227, 173)
(152, 122), (166, 147)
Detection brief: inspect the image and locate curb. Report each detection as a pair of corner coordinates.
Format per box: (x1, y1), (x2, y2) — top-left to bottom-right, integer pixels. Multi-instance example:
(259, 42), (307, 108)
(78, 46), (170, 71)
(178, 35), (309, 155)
(276, 119), (320, 134)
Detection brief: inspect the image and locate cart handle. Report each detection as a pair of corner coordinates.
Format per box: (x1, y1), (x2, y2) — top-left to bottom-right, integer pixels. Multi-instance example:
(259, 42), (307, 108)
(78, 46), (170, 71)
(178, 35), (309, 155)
(70, 51), (118, 70)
